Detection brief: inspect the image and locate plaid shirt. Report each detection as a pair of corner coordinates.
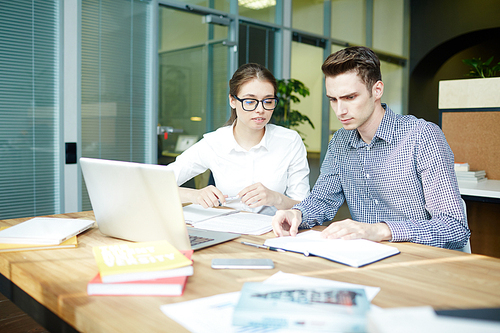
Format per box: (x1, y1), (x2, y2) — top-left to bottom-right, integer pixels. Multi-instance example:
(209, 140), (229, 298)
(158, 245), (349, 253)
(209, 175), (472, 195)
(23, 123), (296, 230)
(294, 105), (470, 249)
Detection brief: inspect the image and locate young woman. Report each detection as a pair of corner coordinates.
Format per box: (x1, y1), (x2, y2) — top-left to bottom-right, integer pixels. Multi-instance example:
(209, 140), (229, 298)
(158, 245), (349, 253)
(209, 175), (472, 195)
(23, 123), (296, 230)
(165, 63), (310, 215)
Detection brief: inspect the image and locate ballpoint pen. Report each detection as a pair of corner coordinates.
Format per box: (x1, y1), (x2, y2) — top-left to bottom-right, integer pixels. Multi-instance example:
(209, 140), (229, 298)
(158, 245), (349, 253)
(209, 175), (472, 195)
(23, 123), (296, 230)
(218, 195), (240, 206)
(241, 241), (286, 252)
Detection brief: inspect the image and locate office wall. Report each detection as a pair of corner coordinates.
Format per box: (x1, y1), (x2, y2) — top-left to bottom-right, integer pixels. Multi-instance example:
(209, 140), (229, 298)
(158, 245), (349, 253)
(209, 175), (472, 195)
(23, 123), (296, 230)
(290, 42), (324, 153)
(409, 0), (500, 124)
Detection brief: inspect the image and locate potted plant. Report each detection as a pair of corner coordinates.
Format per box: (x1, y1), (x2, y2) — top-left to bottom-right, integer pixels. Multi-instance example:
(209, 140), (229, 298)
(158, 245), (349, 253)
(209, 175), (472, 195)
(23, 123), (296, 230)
(438, 56), (500, 182)
(439, 56), (500, 110)
(272, 79), (315, 140)
(462, 56), (500, 78)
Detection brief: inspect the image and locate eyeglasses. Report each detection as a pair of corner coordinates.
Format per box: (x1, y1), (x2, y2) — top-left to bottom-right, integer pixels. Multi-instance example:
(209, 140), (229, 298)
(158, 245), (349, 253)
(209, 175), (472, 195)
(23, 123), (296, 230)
(232, 95), (278, 111)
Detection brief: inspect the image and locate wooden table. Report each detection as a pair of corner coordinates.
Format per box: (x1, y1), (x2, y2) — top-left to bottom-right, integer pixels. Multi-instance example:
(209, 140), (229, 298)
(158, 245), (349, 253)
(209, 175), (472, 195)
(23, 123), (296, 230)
(1, 212), (500, 332)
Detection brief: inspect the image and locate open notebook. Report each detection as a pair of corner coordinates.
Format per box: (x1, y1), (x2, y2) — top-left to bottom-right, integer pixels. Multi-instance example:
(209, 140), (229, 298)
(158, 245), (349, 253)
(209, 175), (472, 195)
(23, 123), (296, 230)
(80, 158), (239, 250)
(264, 230), (400, 267)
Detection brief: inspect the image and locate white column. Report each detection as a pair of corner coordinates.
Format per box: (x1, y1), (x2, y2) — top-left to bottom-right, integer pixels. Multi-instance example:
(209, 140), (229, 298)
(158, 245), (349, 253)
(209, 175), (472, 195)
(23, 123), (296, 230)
(63, 0), (81, 213)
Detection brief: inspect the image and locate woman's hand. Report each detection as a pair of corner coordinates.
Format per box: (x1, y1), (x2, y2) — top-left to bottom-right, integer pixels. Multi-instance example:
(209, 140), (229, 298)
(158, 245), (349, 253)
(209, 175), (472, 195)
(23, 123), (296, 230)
(238, 183), (299, 210)
(178, 185), (226, 208)
(238, 182), (280, 208)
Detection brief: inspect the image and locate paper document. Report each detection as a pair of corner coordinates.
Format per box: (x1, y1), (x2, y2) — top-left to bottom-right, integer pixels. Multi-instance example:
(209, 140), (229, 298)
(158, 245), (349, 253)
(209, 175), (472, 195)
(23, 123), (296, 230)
(160, 271), (380, 333)
(182, 204), (238, 224)
(264, 230), (400, 267)
(191, 212), (273, 235)
(0, 218), (94, 245)
(367, 306), (500, 333)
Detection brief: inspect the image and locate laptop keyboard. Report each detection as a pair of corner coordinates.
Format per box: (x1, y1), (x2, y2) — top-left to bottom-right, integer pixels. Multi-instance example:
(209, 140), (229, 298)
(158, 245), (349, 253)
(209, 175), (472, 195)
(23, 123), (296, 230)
(189, 234), (214, 246)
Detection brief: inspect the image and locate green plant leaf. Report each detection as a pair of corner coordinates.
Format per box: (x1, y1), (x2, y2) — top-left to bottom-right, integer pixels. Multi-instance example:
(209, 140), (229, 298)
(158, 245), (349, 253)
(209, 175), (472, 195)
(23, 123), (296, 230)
(272, 78), (315, 140)
(484, 56), (494, 66)
(463, 56), (500, 78)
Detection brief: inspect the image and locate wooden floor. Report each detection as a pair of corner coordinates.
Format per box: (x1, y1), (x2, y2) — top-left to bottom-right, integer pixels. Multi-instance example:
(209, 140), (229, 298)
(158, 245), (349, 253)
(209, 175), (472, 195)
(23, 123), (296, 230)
(0, 292), (48, 333)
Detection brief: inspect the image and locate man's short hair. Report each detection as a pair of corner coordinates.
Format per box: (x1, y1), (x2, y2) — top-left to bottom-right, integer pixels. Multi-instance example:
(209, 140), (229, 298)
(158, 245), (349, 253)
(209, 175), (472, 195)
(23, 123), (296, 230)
(321, 46), (382, 92)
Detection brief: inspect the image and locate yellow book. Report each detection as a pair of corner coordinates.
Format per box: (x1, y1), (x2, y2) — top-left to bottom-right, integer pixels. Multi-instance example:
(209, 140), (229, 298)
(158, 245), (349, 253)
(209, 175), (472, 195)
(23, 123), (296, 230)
(0, 227), (77, 252)
(92, 240), (194, 283)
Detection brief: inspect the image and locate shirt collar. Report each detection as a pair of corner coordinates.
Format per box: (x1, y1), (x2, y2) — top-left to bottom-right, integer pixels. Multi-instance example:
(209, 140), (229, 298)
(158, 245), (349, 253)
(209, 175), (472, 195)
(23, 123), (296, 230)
(223, 122), (270, 153)
(348, 103), (395, 148)
(373, 104), (395, 145)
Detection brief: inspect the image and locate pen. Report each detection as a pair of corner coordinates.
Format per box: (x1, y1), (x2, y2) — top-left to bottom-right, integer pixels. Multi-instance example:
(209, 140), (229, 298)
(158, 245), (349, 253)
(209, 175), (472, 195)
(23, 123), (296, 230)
(219, 195), (239, 206)
(241, 241), (285, 252)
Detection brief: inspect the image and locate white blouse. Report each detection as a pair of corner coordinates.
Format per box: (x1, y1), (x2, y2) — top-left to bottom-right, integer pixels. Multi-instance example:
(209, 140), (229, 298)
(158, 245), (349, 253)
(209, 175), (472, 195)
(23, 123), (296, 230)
(165, 124), (310, 215)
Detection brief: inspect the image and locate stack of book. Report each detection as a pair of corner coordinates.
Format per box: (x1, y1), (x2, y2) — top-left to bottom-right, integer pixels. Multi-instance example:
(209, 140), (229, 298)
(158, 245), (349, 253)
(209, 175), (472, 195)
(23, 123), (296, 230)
(0, 217), (95, 252)
(87, 240), (193, 296)
(454, 163), (487, 183)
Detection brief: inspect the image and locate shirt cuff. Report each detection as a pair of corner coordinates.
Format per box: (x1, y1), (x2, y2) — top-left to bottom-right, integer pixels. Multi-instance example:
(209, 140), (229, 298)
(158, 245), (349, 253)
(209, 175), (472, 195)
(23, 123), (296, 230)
(383, 220), (413, 242)
(292, 206), (315, 229)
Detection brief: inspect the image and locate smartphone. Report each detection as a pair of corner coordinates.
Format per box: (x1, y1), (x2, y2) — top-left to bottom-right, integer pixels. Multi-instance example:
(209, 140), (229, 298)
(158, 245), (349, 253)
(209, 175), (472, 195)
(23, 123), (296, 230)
(211, 258), (274, 270)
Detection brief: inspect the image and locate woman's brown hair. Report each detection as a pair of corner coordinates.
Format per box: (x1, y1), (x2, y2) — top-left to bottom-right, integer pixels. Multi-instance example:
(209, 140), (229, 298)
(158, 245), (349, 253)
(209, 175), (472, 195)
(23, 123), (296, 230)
(224, 63), (277, 126)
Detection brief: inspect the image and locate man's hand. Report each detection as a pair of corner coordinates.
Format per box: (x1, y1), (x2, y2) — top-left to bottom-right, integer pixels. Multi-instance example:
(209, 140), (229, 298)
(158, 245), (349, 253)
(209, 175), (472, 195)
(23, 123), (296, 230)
(321, 219), (392, 242)
(272, 209), (303, 237)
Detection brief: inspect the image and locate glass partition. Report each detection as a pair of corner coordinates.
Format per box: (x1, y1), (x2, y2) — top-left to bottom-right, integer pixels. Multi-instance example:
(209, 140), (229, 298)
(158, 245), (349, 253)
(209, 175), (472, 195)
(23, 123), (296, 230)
(290, 41), (324, 153)
(373, 0), (404, 56)
(328, 44), (345, 138)
(380, 60), (404, 115)
(238, 23), (275, 73)
(176, 0), (230, 12)
(158, 6), (229, 175)
(292, 0), (324, 35)
(331, 0), (365, 45)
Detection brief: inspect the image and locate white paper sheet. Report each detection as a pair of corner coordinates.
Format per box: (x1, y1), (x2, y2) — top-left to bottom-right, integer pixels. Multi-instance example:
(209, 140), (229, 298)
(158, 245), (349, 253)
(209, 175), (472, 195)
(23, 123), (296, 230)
(183, 204), (238, 224)
(367, 306), (500, 333)
(192, 212), (273, 235)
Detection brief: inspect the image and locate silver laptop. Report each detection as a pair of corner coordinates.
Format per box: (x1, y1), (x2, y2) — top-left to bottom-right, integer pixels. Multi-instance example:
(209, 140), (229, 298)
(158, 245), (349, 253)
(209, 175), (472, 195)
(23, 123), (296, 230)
(80, 157), (239, 250)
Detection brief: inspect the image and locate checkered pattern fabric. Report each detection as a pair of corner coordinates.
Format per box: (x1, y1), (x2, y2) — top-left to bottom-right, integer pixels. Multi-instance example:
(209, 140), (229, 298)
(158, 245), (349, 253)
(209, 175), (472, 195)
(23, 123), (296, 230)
(294, 105), (470, 249)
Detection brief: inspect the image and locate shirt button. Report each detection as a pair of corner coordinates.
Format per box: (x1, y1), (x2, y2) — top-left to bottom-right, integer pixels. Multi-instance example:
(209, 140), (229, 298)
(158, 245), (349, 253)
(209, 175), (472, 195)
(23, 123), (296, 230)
(366, 174), (370, 179)
(366, 146), (370, 151)
(374, 199), (379, 204)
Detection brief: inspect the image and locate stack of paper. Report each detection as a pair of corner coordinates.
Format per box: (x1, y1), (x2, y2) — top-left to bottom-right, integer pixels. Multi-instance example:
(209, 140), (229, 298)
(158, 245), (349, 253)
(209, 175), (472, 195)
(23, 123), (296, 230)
(455, 170), (487, 183)
(88, 240), (193, 296)
(264, 230), (400, 267)
(454, 163), (487, 183)
(183, 204), (273, 235)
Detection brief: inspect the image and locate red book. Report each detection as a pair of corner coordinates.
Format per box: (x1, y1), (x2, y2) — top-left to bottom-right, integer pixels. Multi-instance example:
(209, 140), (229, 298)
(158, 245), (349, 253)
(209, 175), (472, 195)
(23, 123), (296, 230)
(87, 250), (193, 296)
(87, 273), (188, 296)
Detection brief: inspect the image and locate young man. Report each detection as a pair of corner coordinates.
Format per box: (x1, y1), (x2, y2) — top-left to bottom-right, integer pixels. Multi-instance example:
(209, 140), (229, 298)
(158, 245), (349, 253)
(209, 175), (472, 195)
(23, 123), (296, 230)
(272, 46), (470, 249)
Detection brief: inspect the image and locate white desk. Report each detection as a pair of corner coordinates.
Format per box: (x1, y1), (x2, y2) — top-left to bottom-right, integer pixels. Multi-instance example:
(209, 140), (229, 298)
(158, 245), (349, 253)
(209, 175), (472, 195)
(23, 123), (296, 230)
(459, 179), (500, 199)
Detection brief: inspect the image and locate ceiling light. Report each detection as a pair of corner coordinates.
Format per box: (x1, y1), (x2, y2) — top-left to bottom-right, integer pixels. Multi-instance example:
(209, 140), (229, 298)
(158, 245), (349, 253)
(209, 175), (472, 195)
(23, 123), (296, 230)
(239, 0), (276, 10)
